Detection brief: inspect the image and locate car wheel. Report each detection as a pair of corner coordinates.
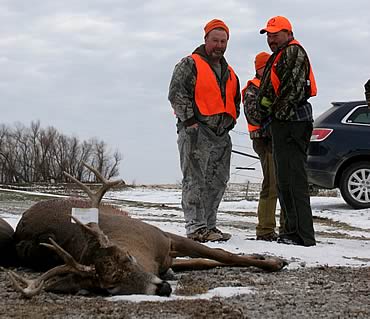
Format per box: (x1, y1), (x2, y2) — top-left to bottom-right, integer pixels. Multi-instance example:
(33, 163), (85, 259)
(339, 161), (370, 209)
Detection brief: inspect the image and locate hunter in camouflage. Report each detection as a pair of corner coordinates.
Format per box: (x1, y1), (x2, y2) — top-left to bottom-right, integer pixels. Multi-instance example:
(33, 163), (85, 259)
(365, 79), (370, 109)
(242, 52), (284, 242)
(168, 19), (240, 243)
(257, 44), (314, 122)
(258, 16), (316, 246)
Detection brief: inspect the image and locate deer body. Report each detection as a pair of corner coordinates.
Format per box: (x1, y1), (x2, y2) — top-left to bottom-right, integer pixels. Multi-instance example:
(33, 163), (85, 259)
(15, 198), (172, 275)
(14, 198), (174, 296)
(5, 162), (287, 298)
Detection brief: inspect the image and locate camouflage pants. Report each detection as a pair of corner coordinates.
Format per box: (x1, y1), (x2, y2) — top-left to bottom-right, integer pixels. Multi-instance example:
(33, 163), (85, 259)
(177, 124), (231, 235)
(253, 138), (284, 236)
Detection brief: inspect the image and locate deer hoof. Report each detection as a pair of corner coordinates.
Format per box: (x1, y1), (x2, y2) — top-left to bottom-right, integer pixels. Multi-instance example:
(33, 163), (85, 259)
(262, 257), (289, 272)
(273, 258), (289, 271)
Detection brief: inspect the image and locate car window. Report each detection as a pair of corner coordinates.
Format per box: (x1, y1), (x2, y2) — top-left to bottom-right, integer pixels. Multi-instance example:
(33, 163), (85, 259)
(345, 107), (370, 125)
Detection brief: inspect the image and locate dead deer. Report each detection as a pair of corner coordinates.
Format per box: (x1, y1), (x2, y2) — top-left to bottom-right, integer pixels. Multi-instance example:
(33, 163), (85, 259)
(6, 162), (287, 298)
(0, 217), (17, 266)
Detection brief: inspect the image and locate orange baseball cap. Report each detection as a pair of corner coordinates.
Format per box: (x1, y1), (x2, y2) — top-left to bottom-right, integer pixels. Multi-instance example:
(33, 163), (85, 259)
(260, 16), (292, 34)
(204, 19), (229, 39)
(255, 52), (271, 70)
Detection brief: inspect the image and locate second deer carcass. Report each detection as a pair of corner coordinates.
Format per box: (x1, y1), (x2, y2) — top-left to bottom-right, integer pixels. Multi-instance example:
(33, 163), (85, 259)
(8, 162), (287, 298)
(0, 217), (17, 267)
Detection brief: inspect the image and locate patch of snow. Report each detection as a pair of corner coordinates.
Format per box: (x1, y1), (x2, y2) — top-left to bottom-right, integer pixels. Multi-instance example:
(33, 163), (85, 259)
(107, 286), (254, 302)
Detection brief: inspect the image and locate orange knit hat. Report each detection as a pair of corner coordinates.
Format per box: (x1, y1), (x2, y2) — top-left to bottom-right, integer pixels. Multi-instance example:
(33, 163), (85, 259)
(204, 19), (229, 39)
(255, 52), (271, 70)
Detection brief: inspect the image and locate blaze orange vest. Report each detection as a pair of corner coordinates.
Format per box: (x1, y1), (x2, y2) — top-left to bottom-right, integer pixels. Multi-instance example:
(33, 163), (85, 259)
(192, 54), (238, 120)
(241, 78), (260, 132)
(270, 39), (317, 97)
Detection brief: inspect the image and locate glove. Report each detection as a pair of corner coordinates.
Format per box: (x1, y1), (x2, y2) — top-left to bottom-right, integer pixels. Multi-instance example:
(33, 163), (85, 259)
(260, 96), (273, 114)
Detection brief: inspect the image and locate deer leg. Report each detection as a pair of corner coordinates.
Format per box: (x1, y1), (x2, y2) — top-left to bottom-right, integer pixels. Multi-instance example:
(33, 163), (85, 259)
(171, 258), (226, 271)
(168, 234), (288, 272)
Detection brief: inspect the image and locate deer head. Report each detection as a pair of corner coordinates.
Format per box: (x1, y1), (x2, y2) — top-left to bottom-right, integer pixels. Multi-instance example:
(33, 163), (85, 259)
(71, 216), (172, 296)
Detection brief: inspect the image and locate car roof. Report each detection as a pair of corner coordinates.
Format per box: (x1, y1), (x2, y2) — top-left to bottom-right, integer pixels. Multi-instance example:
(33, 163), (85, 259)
(315, 100), (368, 125)
(331, 100), (366, 107)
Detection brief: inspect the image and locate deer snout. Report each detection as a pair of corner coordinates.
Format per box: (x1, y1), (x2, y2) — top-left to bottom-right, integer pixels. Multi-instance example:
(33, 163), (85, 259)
(155, 280), (172, 297)
(144, 275), (172, 296)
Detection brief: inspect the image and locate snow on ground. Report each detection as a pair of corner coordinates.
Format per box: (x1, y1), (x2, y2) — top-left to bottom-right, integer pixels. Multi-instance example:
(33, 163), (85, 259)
(107, 187), (370, 302)
(110, 187), (370, 268)
(1, 186), (369, 302)
(107, 286), (255, 303)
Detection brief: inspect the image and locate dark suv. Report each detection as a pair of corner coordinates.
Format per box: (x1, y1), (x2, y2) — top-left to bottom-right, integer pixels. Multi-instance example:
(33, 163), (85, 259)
(307, 100), (370, 209)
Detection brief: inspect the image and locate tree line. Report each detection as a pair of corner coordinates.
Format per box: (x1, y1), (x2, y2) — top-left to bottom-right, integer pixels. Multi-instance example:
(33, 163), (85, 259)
(0, 121), (121, 184)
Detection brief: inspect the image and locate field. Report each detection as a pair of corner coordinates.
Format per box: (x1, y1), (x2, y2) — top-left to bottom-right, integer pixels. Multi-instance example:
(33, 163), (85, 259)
(0, 184), (369, 318)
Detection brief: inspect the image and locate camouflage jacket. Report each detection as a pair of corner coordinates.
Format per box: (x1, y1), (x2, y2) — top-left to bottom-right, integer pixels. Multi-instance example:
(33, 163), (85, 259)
(168, 44), (240, 135)
(242, 81), (268, 139)
(257, 41), (313, 122)
(365, 79), (370, 92)
(365, 79), (370, 108)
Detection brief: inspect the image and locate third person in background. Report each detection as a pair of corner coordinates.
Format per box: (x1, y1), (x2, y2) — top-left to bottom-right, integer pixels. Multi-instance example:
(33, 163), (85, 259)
(242, 52), (284, 241)
(364, 79), (370, 109)
(257, 16), (317, 246)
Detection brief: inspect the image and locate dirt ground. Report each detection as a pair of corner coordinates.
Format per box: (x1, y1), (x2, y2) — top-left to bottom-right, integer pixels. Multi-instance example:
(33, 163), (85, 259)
(0, 187), (369, 318)
(1, 266), (369, 318)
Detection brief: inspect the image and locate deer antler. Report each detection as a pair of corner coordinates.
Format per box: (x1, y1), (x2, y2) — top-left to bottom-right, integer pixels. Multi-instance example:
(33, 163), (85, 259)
(6, 237), (96, 298)
(63, 161), (124, 207)
(71, 216), (111, 248)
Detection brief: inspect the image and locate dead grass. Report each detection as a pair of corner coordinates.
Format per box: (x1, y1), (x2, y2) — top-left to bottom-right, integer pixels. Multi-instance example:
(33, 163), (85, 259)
(174, 277), (210, 296)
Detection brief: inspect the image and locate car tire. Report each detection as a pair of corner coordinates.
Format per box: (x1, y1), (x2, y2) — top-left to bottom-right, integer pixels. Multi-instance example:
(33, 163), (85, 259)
(339, 161), (370, 209)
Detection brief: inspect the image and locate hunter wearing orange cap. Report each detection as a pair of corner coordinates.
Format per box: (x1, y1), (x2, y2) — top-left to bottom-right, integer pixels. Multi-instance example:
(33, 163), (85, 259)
(242, 52), (283, 242)
(168, 19), (240, 243)
(259, 15), (292, 34)
(257, 16), (317, 246)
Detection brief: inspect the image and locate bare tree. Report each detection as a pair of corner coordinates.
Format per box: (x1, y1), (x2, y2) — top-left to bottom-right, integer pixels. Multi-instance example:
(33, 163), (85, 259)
(107, 150), (122, 179)
(0, 122), (122, 183)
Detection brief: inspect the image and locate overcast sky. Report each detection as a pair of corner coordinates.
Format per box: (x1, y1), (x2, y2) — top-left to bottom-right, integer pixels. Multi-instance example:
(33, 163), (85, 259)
(1, 0), (369, 184)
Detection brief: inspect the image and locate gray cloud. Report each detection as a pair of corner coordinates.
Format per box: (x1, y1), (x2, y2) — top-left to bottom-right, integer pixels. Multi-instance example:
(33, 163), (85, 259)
(1, 0), (369, 184)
